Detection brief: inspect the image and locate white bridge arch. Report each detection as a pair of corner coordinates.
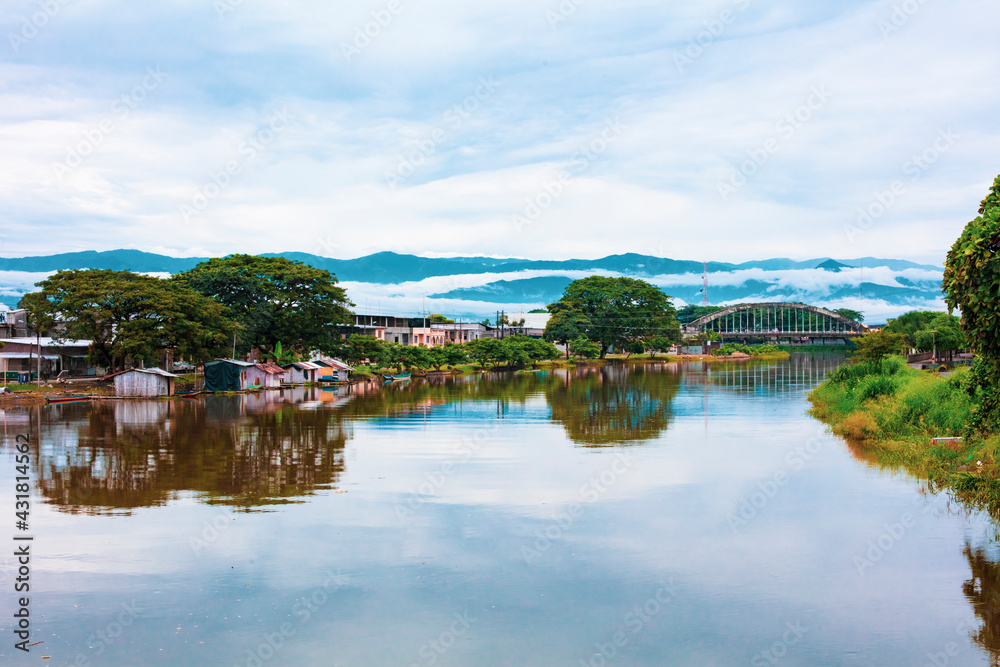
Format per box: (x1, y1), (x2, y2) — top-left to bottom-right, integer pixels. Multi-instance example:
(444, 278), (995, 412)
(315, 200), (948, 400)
(682, 302), (868, 339)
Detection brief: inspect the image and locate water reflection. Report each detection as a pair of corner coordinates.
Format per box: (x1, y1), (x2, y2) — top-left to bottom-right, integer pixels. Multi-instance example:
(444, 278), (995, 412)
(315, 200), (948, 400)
(544, 364), (680, 445)
(964, 543), (1000, 664)
(23, 359), (827, 513)
(705, 353), (841, 394)
(12, 352), (1000, 666)
(34, 394), (350, 513)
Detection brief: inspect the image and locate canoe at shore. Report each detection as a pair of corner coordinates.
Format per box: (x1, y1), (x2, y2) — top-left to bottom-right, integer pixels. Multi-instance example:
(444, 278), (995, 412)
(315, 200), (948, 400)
(44, 392), (94, 404)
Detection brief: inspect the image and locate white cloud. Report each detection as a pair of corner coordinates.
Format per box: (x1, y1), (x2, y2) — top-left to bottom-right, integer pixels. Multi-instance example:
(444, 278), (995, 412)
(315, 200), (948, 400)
(0, 0), (996, 265)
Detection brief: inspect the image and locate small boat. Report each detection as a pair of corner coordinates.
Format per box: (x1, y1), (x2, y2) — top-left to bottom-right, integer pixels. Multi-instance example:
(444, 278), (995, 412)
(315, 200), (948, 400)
(175, 389), (203, 398)
(45, 392), (94, 404)
(247, 384), (264, 392)
(382, 373), (411, 381)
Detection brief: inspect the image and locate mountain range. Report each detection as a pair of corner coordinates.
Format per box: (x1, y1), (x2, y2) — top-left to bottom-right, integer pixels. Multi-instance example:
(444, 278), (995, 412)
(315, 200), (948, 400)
(0, 250), (946, 322)
(0, 250), (940, 281)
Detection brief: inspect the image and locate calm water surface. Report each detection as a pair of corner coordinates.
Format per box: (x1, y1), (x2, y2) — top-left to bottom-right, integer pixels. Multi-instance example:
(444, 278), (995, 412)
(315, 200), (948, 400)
(2, 353), (999, 666)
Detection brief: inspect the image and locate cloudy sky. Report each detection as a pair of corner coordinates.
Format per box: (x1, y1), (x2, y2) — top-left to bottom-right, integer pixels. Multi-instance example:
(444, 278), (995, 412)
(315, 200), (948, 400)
(1, 0), (997, 264)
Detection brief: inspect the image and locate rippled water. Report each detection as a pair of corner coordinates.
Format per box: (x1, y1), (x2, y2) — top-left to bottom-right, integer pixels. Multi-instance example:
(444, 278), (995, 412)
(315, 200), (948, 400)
(1, 353), (998, 666)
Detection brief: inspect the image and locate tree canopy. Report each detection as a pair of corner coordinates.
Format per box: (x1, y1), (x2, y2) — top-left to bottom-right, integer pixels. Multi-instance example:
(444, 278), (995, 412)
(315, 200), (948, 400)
(19, 270), (233, 372)
(944, 174), (1000, 361)
(175, 255), (353, 356)
(885, 310), (945, 344)
(851, 329), (907, 364)
(544, 276), (679, 358)
(833, 308), (865, 324)
(912, 313), (965, 353)
(944, 174), (1000, 432)
(675, 304), (723, 325)
(465, 336), (559, 369)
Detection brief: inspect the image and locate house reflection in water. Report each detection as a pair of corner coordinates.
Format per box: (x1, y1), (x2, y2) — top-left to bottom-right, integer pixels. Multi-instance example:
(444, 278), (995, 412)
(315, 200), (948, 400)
(30, 394), (352, 513)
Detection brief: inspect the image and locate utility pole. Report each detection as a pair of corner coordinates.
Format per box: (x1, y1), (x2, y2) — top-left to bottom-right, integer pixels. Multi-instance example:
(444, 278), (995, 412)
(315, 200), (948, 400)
(702, 262), (709, 306)
(859, 259), (864, 312)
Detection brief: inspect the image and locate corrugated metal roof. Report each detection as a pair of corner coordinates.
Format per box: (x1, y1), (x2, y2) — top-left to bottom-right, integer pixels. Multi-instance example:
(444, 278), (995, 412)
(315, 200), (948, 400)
(312, 357), (355, 371)
(206, 359), (256, 367)
(102, 367), (180, 380)
(0, 353), (60, 360)
(1, 337), (93, 347)
(296, 361), (321, 370)
(255, 362), (286, 375)
(137, 368), (180, 378)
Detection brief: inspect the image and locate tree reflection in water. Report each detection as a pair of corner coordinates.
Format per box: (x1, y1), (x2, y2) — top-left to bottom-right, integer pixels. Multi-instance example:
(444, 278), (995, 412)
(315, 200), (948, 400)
(964, 543), (1000, 664)
(544, 364), (680, 446)
(34, 396), (350, 513)
(28, 364), (687, 512)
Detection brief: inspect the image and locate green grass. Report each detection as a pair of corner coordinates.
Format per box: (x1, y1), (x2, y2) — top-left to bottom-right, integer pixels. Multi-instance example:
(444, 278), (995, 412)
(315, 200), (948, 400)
(809, 356), (1000, 513)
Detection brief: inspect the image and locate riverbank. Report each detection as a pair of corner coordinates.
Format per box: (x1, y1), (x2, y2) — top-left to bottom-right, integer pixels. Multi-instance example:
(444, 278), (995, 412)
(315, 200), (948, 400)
(352, 350), (791, 377)
(1, 350), (794, 407)
(808, 356), (1000, 513)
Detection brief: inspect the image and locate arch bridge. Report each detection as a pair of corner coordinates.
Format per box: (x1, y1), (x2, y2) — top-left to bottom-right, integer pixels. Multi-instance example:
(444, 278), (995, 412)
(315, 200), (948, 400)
(682, 302), (867, 340)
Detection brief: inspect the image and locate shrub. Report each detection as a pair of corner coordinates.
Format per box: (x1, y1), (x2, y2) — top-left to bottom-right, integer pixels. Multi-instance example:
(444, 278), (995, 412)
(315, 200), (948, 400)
(855, 374), (899, 402)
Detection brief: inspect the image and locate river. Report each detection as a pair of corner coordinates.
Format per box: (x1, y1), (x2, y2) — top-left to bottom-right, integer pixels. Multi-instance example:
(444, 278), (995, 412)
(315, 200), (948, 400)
(1, 353), (997, 666)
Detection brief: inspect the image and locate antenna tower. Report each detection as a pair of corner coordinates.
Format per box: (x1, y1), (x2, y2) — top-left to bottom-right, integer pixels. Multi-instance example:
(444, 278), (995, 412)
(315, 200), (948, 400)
(701, 262), (709, 306)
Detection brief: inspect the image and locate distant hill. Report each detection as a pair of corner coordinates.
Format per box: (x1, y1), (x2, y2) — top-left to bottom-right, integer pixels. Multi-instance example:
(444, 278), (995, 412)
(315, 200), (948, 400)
(816, 259), (851, 272)
(0, 249), (945, 320)
(0, 250), (941, 284)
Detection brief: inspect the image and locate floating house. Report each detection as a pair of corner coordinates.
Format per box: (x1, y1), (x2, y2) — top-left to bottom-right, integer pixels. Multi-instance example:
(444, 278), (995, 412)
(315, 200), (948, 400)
(247, 362), (286, 389)
(314, 358), (355, 382)
(105, 368), (179, 397)
(203, 359), (256, 391)
(282, 361), (321, 385)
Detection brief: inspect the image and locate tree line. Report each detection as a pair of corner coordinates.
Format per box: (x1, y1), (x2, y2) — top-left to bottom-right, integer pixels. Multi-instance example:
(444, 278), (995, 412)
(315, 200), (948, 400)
(340, 335), (562, 372)
(19, 255), (353, 372)
(18, 259), (685, 373)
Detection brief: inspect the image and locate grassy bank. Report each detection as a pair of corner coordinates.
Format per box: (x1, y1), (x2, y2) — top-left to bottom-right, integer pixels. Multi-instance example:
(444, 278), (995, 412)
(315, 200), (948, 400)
(809, 356), (1000, 513)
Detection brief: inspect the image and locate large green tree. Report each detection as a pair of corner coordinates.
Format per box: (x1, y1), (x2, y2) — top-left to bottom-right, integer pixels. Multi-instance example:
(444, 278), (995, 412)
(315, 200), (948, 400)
(543, 303), (589, 358)
(544, 276), (679, 358)
(851, 329), (907, 364)
(944, 174), (1000, 432)
(945, 175), (1000, 358)
(913, 313), (965, 354)
(175, 255), (354, 357)
(20, 270), (233, 372)
(833, 308), (865, 324)
(342, 335), (383, 368)
(885, 310), (944, 345)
